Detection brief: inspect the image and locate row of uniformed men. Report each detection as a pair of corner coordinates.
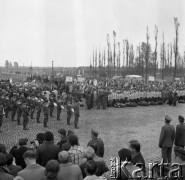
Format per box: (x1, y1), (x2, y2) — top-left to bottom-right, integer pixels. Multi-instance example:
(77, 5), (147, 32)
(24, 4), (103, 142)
(0, 92), (81, 131)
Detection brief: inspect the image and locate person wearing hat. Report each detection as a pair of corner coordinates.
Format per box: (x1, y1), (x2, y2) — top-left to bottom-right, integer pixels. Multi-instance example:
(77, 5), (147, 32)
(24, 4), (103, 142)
(16, 99), (23, 126)
(73, 98), (80, 129)
(175, 115), (185, 148)
(159, 115), (175, 163)
(22, 102), (29, 130)
(35, 98), (42, 124)
(0, 153), (14, 180)
(9, 138), (29, 169)
(56, 96), (62, 120)
(87, 129), (104, 158)
(42, 99), (50, 128)
(57, 129), (68, 149)
(57, 151), (83, 180)
(10, 93), (17, 122)
(49, 94), (55, 117)
(66, 101), (72, 125)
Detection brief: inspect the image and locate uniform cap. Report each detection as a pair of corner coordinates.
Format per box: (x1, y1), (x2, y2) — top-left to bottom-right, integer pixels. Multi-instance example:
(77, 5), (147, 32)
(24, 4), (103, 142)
(165, 115), (172, 122)
(91, 129), (99, 137)
(19, 138), (28, 146)
(58, 128), (66, 136)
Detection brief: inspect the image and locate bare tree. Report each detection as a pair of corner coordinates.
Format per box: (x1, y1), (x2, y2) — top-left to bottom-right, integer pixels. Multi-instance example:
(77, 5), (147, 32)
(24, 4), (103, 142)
(154, 25), (158, 78)
(145, 26), (150, 81)
(174, 17), (180, 79)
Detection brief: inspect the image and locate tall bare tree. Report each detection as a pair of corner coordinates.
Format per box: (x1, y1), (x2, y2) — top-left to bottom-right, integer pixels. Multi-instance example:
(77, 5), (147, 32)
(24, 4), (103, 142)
(107, 34), (110, 77)
(125, 40), (129, 74)
(154, 25), (158, 78)
(145, 26), (150, 81)
(174, 17), (180, 79)
(113, 30), (116, 76)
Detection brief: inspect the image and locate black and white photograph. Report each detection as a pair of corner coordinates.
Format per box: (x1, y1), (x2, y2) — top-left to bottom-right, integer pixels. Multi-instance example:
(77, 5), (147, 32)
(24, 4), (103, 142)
(0, 0), (185, 179)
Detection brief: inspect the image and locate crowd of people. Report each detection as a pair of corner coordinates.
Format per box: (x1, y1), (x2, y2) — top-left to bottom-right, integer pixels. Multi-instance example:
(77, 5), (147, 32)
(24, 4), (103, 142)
(1, 78), (185, 132)
(0, 114), (185, 180)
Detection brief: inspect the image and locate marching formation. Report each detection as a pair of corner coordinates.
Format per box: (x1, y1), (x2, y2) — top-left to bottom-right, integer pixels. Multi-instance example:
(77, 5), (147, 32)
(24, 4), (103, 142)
(0, 81), (81, 132)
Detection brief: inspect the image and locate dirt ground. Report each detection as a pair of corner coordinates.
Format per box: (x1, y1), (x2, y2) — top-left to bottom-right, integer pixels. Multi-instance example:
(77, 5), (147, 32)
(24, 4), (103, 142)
(1, 102), (184, 167)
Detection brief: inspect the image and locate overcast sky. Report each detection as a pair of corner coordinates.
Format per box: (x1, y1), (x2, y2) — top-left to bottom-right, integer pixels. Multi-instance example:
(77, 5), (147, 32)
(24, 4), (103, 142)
(0, 0), (184, 67)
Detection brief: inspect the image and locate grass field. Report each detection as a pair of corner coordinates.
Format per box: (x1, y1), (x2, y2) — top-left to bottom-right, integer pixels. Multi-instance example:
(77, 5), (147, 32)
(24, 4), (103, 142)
(1, 102), (184, 167)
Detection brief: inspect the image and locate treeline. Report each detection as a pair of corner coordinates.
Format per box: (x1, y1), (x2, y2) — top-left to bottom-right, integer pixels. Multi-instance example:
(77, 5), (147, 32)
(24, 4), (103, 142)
(90, 17), (184, 80)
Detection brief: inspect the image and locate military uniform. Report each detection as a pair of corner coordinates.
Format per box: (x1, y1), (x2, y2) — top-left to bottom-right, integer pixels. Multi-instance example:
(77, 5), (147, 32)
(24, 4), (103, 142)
(49, 95), (55, 117)
(43, 100), (49, 127)
(86, 92), (92, 110)
(29, 96), (35, 119)
(73, 100), (80, 129)
(0, 101), (4, 132)
(36, 99), (42, 123)
(4, 96), (10, 118)
(22, 103), (29, 130)
(11, 95), (17, 121)
(16, 100), (22, 125)
(66, 102), (72, 125)
(57, 97), (62, 120)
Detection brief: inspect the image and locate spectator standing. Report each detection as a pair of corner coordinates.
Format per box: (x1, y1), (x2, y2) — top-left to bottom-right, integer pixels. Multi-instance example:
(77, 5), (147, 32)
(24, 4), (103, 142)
(57, 151), (83, 180)
(175, 115), (185, 148)
(159, 115), (175, 163)
(37, 131), (60, 167)
(68, 134), (85, 165)
(18, 150), (45, 180)
(87, 129), (104, 157)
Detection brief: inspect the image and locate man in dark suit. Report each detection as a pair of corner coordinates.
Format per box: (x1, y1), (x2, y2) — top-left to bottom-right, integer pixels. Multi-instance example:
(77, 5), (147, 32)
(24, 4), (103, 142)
(175, 115), (185, 148)
(10, 138), (29, 169)
(87, 129), (104, 158)
(159, 115), (175, 163)
(36, 131), (60, 167)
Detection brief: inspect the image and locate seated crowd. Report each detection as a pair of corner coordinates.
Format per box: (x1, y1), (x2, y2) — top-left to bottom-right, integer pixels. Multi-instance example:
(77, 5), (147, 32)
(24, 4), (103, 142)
(0, 126), (185, 180)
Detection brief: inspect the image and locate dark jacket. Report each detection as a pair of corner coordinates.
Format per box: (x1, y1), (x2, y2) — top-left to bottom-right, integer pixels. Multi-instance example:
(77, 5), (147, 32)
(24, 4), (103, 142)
(87, 138), (104, 157)
(57, 136), (68, 149)
(159, 124), (175, 148)
(9, 146), (28, 169)
(36, 141), (60, 167)
(7, 164), (22, 176)
(130, 152), (146, 175)
(0, 167), (13, 180)
(175, 123), (185, 147)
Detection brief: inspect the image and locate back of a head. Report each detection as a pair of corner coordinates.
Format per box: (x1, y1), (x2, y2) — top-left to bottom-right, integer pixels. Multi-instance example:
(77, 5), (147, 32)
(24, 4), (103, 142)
(58, 151), (70, 164)
(85, 160), (97, 175)
(13, 176), (24, 180)
(88, 143), (98, 155)
(44, 131), (54, 142)
(85, 147), (95, 160)
(45, 160), (60, 179)
(118, 148), (132, 162)
(68, 134), (79, 146)
(23, 150), (36, 160)
(36, 133), (45, 144)
(129, 140), (141, 153)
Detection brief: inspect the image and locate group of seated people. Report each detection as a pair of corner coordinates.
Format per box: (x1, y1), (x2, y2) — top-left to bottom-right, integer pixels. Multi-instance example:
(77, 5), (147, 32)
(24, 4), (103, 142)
(0, 128), (185, 180)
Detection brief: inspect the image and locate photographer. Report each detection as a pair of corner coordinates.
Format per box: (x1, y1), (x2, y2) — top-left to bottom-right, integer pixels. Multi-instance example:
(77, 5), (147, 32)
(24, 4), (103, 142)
(9, 138), (29, 169)
(30, 133), (45, 149)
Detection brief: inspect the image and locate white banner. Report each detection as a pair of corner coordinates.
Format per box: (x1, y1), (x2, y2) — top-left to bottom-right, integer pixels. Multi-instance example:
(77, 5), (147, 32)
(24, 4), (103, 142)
(65, 76), (73, 82)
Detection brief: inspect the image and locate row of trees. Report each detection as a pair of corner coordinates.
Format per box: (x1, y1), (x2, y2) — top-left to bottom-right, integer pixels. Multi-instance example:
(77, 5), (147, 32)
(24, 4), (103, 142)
(90, 17), (184, 81)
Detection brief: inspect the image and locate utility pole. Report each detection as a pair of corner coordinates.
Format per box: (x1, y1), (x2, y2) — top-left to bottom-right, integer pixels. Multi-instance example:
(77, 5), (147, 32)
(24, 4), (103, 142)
(52, 61), (54, 89)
